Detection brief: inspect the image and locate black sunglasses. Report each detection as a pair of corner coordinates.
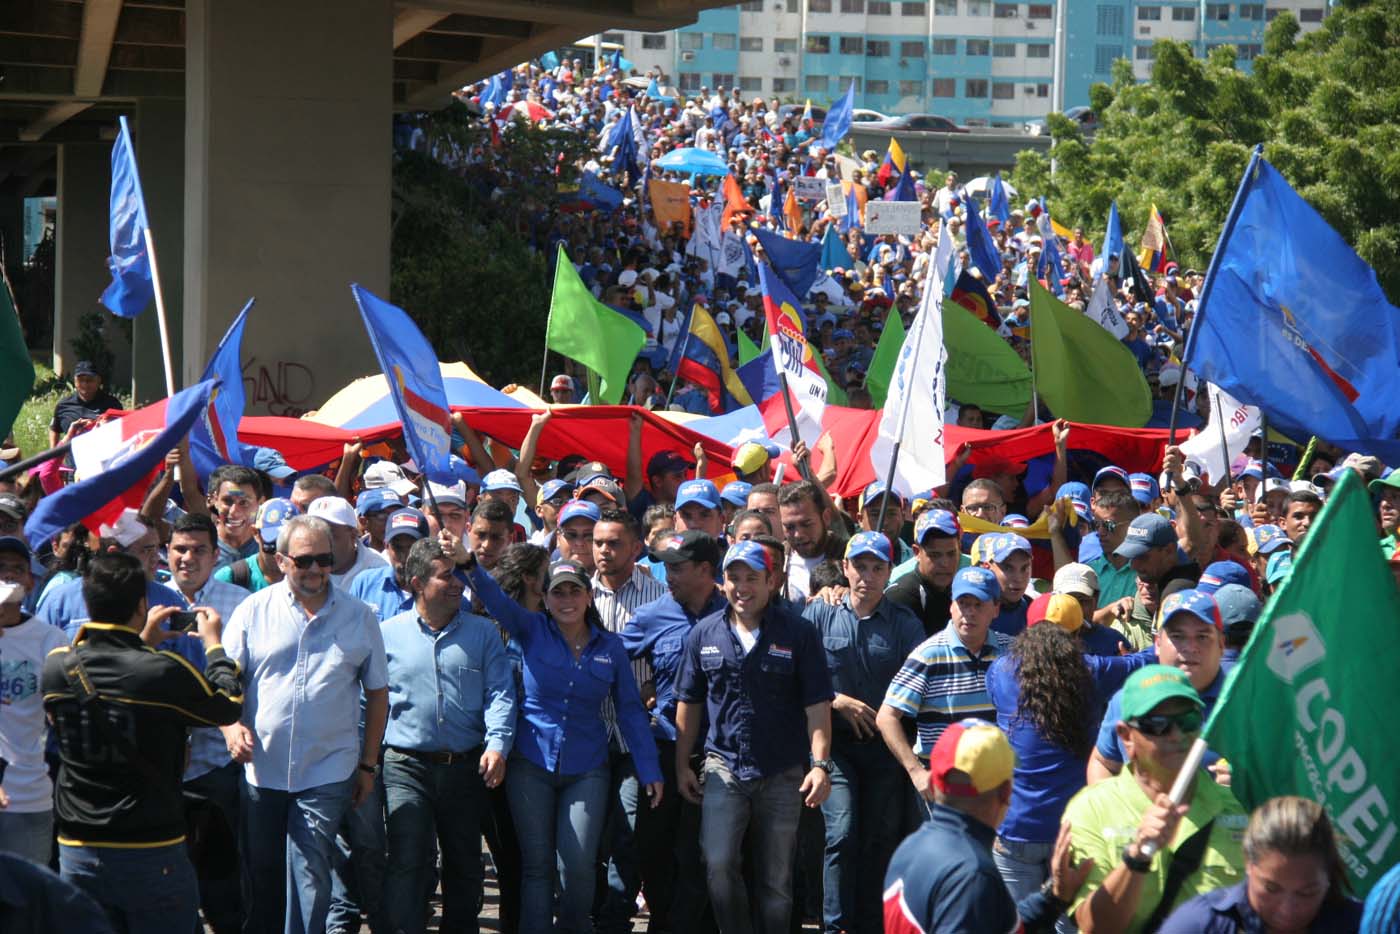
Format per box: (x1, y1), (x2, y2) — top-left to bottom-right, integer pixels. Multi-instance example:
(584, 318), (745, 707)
(285, 552), (334, 570)
(1128, 709), (1203, 738)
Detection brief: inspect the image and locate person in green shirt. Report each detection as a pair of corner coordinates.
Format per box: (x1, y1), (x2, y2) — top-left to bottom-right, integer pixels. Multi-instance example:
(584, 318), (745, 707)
(1085, 488), (1144, 643)
(1371, 474), (1400, 560)
(1064, 665), (1247, 933)
(212, 497), (293, 592)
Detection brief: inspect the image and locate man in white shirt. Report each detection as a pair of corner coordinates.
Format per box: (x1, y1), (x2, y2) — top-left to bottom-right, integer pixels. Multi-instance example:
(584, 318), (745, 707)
(308, 497), (390, 589)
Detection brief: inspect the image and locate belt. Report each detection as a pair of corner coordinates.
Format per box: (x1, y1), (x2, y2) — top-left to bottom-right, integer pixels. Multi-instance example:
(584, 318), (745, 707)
(387, 745), (481, 766)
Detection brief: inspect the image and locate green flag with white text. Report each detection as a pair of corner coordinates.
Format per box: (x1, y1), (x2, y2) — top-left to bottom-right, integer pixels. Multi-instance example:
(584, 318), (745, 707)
(545, 244), (645, 404)
(1202, 470), (1400, 895)
(864, 310), (906, 407)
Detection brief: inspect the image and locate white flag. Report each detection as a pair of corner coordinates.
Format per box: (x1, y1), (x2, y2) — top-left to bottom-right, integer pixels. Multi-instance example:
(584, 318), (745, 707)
(718, 232), (746, 278)
(1084, 276), (1129, 340)
(1180, 383), (1260, 486)
(868, 226), (953, 495)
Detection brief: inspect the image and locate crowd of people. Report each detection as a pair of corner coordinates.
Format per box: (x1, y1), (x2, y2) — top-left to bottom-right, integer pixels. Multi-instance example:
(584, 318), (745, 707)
(1, 53), (1399, 934)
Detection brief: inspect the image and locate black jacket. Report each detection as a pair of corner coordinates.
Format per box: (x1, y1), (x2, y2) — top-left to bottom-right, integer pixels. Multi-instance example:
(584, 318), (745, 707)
(42, 623), (242, 847)
(885, 571), (952, 638)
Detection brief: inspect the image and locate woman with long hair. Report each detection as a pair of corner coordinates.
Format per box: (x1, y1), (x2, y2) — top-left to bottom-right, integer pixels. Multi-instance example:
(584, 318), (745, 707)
(1161, 795), (1362, 932)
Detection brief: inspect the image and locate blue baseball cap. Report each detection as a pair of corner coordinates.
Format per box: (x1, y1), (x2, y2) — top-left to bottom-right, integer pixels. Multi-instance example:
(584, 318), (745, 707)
(845, 531), (893, 563)
(720, 481), (753, 507)
(557, 499), (601, 527)
(984, 533), (1032, 564)
(860, 480), (905, 512)
(1252, 524), (1291, 555)
(1003, 513), (1029, 529)
(1056, 481), (1091, 521)
(384, 507), (428, 543)
(647, 450), (693, 477)
(1213, 584), (1261, 634)
(252, 446), (296, 480)
(538, 478), (572, 505)
(256, 497), (298, 545)
(1160, 588), (1223, 631)
(952, 566), (1001, 602)
(1266, 551), (1294, 585)
(723, 539), (771, 573)
(1092, 465), (1130, 492)
(356, 488), (402, 517)
(676, 479), (720, 510)
(1197, 560), (1251, 594)
(1129, 472), (1160, 505)
(1240, 460), (1284, 481)
(482, 469), (523, 493)
(914, 509), (959, 543)
(1114, 513), (1176, 559)
(833, 328), (854, 340)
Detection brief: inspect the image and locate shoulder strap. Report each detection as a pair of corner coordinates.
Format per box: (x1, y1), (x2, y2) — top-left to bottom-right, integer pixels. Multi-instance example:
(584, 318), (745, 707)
(58, 649), (167, 787)
(1144, 817), (1217, 933)
(230, 558), (252, 589)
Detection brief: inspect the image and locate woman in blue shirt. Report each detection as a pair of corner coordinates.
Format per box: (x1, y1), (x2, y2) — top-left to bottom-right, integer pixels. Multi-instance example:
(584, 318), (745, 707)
(464, 552), (663, 933)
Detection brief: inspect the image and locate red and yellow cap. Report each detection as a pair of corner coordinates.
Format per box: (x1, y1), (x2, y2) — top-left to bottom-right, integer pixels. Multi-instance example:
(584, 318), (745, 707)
(927, 719), (1015, 797)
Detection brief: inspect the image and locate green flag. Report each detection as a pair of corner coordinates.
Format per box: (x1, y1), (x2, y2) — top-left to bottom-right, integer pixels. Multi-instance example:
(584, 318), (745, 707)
(1028, 279), (1151, 426)
(816, 351), (847, 406)
(943, 300), (1031, 417)
(1202, 470), (1400, 895)
(864, 310), (906, 407)
(0, 274), (33, 441)
(737, 328), (762, 367)
(546, 244), (645, 404)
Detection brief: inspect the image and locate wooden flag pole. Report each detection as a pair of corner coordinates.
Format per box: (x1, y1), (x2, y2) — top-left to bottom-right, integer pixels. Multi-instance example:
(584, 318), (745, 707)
(777, 373), (814, 483)
(142, 227), (177, 398)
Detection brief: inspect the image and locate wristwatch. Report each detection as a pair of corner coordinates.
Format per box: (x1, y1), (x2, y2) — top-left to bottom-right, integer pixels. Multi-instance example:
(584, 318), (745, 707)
(1121, 844), (1152, 873)
(358, 761), (379, 776)
(811, 758), (835, 774)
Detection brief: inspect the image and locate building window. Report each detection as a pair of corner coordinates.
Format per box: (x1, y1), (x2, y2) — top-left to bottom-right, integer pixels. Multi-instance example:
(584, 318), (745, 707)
(712, 33), (737, 49)
(935, 0), (959, 12)
(1026, 42), (1050, 57)
(775, 37), (798, 52)
(901, 1), (926, 13)
(869, 0), (893, 12)
(966, 0), (991, 12)
(809, 0), (833, 11)
(1135, 43), (1155, 59)
(806, 34), (831, 52)
(1172, 5), (1196, 19)
(1239, 3), (1264, 18)
(932, 37), (958, 53)
(840, 75), (863, 91)
(602, 32), (625, 43)
(642, 34), (667, 49)
(867, 78), (891, 93)
(741, 0), (764, 9)
(966, 38), (991, 55)
(840, 0), (865, 11)
(1037, 82), (1049, 96)
(1137, 5), (1161, 19)
(867, 39), (891, 55)
(840, 36), (864, 53)
(994, 41), (1017, 56)
(680, 32), (703, 50)
(932, 77), (956, 95)
(739, 76), (763, 91)
(1094, 43), (1121, 72)
(1028, 3), (1052, 17)
(678, 72), (701, 91)
(901, 40), (926, 56)
(773, 77), (796, 92)
(709, 73), (731, 87)
(992, 81), (1015, 98)
(1298, 7), (1323, 21)
(805, 74), (829, 91)
(966, 78), (989, 96)
(740, 36), (763, 51)
(900, 79), (924, 95)
(1206, 3), (1230, 19)
(1238, 42), (1261, 59)
(995, 2), (1018, 16)
(1097, 5), (1123, 34)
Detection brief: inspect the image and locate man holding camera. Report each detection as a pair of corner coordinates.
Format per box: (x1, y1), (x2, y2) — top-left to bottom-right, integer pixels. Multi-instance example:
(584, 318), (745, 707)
(42, 552), (244, 933)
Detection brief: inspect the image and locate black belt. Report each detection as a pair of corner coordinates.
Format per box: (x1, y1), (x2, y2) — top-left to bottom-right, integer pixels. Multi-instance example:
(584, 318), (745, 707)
(387, 745), (482, 766)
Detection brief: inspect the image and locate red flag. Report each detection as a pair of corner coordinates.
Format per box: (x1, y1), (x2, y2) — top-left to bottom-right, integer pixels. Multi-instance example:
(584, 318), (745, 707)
(720, 173), (752, 229)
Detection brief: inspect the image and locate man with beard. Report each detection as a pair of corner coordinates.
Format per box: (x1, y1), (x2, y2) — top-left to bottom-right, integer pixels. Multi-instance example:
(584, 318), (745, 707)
(778, 481), (847, 601)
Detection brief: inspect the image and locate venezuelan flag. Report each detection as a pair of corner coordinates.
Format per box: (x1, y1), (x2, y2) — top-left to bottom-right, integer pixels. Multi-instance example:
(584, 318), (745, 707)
(1138, 203), (1173, 274)
(673, 303), (754, 414)
(876, 137), (906, 186)
(950, 270), (1001, 329)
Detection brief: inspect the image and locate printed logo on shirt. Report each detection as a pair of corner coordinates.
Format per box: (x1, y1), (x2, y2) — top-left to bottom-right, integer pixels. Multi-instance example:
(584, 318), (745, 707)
(700, 645), (722, 656)
(767, 644), (793, 660)
(592, 653), (612, 664)
(0, 659), (40, 704)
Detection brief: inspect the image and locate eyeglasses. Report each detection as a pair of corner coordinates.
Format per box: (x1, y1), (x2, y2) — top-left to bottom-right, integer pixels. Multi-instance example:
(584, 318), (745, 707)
(1128, 709), (1203, 737)
(285, 552), (334, 570)
(963, 502), (1002, 515)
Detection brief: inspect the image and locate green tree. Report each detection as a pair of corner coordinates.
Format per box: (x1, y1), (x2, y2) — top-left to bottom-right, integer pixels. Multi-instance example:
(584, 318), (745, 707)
(1011, 0), (1400, 297)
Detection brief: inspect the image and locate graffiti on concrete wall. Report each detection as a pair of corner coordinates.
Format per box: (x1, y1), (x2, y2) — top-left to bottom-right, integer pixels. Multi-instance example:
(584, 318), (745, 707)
(242, 357), (316, 417)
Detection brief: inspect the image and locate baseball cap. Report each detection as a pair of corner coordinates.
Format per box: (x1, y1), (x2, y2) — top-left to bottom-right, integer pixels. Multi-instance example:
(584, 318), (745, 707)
(425, 480), (469, 509)
(256, 498), (297, 545)
(1052, 562), (1099, 599)
(859, 480), (904, 512)
(952, 566), (1001, 602)
(580, 477), (625, 505)
(384, 507), (428, 543)
(546, 559), (589, 591)
(1213, 584), (1261, 636)
(1128, 472), (1160, 506)
(984, 533), (1032, 565)
(550, 374), (575, 393)
(722, 539), (771, 573)
(1092, 465), (1130, 491)
(914, 509), (958, 544)
(1240, 460), (1283, 481)
(1266, 551), (1294, 586)
(557, 499), (601, 527)
(927, 719), (1014, 797)
(482, 469), (523, 493)
(845, 531), (893, 562)
(1114, 513), (1176, 559)
(1027, 592), (1083, 633)
(538, 478), (572, 505)
(364, 461), (418, 498)
(733, 441), (775, 476)
(720, 481), (753, 508)
(647, 450), (693, 477)
(1196, 560), (1251, 594)
(1368, 473), (1400, 495)
(73, 360), (99, 377)
(1120, 665), (1203, 721)
(307, 496), (357, 529)
(355, 488), (402, 517)
(252, 446), (296, 480)
(650, 529), (721, 567)
(1340, 452), (1383, 481)
(1055, 481), (1091, 521)
(569, 460), (614, 486)
(1251, 524), (1291, 555)
(675, 479), (720, 510)
(0, 493), (27, 521)
(1003, 513), (1029, 529)
(1160, 588), (1223, 631)
(0, 536), (32, 561)
(448, 454), (481, 487)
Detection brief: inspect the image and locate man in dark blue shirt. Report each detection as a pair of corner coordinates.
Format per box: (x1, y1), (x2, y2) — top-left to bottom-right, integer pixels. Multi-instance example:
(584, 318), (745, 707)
(675, 541), (834, 934)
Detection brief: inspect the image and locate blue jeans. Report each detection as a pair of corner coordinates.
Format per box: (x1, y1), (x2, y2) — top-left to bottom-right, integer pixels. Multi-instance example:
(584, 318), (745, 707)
(594, 747), (641, 934)
(506, 755), (610, 934)
(382, 747), (490, 934)
(819, 740), (905, 934)
(698, 756), (803, 934)
(993, 836), (1054, 903)
(326, 775), (387, 933)
(184, 762), (243, 934)
(240, 777), (355, 934)
(0, 809), (52, 865)
(60, 842), (199, 934)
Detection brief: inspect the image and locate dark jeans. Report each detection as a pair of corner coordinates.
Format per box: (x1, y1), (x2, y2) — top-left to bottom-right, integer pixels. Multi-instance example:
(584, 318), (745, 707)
(60, 842), (199, 934)
(636, 739), (713, 934)
(594, 746), (641, 934)
(184, 762), (243, 934)
(326, 775), (387, 933)
(382, 747), (490, 934)
(482, 782), (521, 934)
(819, 739), (905, 934)
(240, 777), (355, 934)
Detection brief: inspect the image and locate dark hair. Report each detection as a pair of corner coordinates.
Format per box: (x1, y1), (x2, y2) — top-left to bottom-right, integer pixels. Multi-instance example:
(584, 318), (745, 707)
(1094, 488), (1138, 512)
(293, 474), (337, 497)
(1216, 518), (1246, 553)
(748, 482), (780, 498)
(1010, 624), (1095, 758)
(405, 538), (447, 592)
(171, 512), (218, 548)
(729, 509), (773, 536)
(1284, 490), (1323, 511)
(83, 552), (148, 625)
(961, 478), (1005, 506)
(778, 480), (824, 510)
(492, 543), (550, 605)
(809, 560), (846, 592)
(210, 464), (268, 501)
(471, 499), (514, 526)
(596, 507), (640, 538)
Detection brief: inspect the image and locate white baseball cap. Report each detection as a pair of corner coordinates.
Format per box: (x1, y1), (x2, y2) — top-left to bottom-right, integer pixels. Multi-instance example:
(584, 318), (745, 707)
(307, 496), (358, 529)
(1052, 562), (1099, 599)
(426, 480), (469, 508)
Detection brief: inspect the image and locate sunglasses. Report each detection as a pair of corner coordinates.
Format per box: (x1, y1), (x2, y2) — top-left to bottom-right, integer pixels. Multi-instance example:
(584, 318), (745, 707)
(285, 552), (334, 570)
(1128, 709), (1203, 737)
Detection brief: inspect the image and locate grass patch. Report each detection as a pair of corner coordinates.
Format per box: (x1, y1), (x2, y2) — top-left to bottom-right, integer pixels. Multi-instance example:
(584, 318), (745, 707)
(11, 361), (132, 459)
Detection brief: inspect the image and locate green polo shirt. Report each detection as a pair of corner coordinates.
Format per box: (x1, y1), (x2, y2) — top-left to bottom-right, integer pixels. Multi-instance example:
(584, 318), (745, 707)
(1382, 533), (1397, 561)
(1064, 766), (1247, 932)
(1088, 553), (1138, 608)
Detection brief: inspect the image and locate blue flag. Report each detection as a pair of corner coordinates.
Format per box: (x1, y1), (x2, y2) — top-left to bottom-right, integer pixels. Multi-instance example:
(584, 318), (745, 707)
(578, 171), (623, 212)
(818, 81), (856, 151)
(884, 170), (917, 203)
(189, 299), (253, 484)
(1101, 200), (1124, 278)
(820, 224), (854, 271)
(753, 228), (821, 300)
(540, 51), (559, 70)
(963, 195), (1002, 283)
(602, 108), (641, 182)
(840, 183), (863, 233)
(100, 116), (154, 319)
(1188, 153), (1400, 461)
(988, 171), (1011, 224)
(479, 73), (507, 109)
(26, 380), (216, 551)
(350, 285), (456, 485)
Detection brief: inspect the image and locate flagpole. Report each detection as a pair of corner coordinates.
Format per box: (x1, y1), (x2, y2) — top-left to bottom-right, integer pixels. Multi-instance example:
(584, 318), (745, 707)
(0, 441), (73, 483)
(1259, 412), (1271, 504)
(1212, 389), (1233, 486)
(777, 373), (814, 484)
(1136, 737), (1210, 859)
(142, 228), (177, 397)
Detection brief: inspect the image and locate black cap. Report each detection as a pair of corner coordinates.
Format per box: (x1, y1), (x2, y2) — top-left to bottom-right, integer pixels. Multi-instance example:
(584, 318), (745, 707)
(74, 360), (99, 378)
(649, 529), (721, 568)
(0, 493), (26, 520)
(0, 536), (31, 560)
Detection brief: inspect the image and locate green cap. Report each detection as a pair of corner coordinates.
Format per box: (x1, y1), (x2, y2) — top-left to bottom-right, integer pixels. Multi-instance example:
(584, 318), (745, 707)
(1368, 473), (1400, 494)
(1120, 664), (1203, 721)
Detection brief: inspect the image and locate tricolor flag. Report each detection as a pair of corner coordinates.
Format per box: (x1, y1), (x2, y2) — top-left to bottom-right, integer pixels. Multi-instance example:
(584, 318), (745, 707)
(671, 303), (754, 414)
(1138, 203), (1172, 274)
(876, 137), (906, 187)
(950, 270), (1000, 329)
(189, 299), (254, 484)
(758, 260), (826, 444)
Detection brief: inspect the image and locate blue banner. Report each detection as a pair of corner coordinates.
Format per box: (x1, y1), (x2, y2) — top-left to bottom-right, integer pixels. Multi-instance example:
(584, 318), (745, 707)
(753, 228), (821, 300)
(189, 299), (254, 484)
(100, 116), (154, 319)
(817, 81), (856, 151)
(988, 171), (1011, 224)
(963, 195), (1002, 283)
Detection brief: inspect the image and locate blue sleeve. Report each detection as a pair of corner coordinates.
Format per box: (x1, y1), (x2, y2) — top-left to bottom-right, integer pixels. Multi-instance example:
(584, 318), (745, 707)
(1155, 892), (1218, 933)
(466, 564), (542, 643)
(620, 612), (652, 660)
(675, 627), (707, 704)
(479, 624), (517, 756)
(1095, 690), (1126, 765)
(795, 617), (835, 707)
(609, 639), (662, 785)
(1086, 647), (1156, 699)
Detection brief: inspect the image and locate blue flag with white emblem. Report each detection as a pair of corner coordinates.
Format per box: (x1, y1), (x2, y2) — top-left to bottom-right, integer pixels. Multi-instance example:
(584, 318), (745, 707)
(100, 116), (154, 319)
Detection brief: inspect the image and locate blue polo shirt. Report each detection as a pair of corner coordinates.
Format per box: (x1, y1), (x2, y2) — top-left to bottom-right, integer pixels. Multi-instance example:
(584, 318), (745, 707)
(1081, 623), (1130, 657)
(347, 565), (414, 622)
(990, 593), (1032, 638)
(675, 602), (833, 781)
(1158, 880), (1363, 934)
(881, 804), (1018, 934)
(621, 588), (728, 742)
(802, 595), (924, 743)
(1096, 668), (1225, 769)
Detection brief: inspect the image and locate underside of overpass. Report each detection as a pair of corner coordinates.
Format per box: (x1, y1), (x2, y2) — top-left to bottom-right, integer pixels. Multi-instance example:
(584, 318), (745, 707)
(0, 0), (719, 408)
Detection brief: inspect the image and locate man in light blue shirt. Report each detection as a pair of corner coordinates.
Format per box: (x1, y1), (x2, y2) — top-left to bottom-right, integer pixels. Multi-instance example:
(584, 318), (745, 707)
(380, 537), (515, 934)
(347, 507), (428, 621)
(220, 515), (388, 934)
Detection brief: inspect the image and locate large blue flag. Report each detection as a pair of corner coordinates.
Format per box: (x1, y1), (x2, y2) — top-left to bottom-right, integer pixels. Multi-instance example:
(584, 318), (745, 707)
(101, 116), (154, 319)
(817, 81), (856, 151)
(351, 285), (456, 485)
(753, 228), (821, 300)
(189, 299), (254, 484)
(884, 169), (917, 203)
(963, 195), (1002, 283)
(987, 171), (1011, 224)
(1100, 200), (1124, 279)
(1188, 152), (1400, 460)
(602, 108), (641, 181)
(26, 380), (216, 550)
(577, 171), (623, 211)
(820, 223), (853, 271)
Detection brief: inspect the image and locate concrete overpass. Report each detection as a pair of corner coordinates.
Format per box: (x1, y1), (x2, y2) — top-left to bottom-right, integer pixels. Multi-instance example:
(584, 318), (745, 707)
(848, 126), (1052, 182)
(0, 0), (721, 412)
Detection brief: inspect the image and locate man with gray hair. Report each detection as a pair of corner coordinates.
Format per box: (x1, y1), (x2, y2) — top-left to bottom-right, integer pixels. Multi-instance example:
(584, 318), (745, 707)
(220, 514), (389, 934)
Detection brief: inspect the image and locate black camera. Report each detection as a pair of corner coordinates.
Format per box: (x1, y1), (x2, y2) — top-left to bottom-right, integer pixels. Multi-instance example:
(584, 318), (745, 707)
(168, 611), (200, 633)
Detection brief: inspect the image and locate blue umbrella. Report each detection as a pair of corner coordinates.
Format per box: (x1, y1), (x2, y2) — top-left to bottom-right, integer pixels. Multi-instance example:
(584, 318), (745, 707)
(653, 147), (730, 177)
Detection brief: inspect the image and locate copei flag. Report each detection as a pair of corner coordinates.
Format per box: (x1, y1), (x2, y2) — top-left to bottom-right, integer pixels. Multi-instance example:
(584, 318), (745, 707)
(100, 116), (155, 319)
(1138, 202), (1172, 274)
(1202, 470), (1400, 895)
(949, 270), (999, 329)
(352, 285), (456, 485)
(1029, 278), (1151, 426)
(545, 244), (646, 405)
(759, 260), (826, 442)
(189, 299), (254, 484)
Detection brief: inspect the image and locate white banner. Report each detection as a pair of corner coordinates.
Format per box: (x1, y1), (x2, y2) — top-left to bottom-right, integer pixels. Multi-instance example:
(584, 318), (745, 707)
(1180, 383), (1260, 487)
(793, 176), (827, 201)
(825, 181), (847, 217)
(719, 232), (746, 278)
(864, 200), (922, 236)
(1084, 276), (1129, 339)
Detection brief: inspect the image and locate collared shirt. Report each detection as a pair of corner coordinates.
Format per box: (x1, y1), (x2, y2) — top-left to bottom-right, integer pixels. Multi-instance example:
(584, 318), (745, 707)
(1088, 552), (1139, 608)
(1096, 669), (1224, 769)
(381, 608), (516, 755)
(222, 581), (388, 792)
(621, 588), (728, 741)
(330, 544), (390, 590)
(171, 577), (251, 782)
(803, 595), (924, 741)
(675, 602), (833, 781)
(1065, 765), (1248, 932)
(348, 565), (414, 622)
(49, 389), (122, 435)
(592, 565), (667, 752)
(465, 565), (662, 786)
(1158, 880), (1364, 934)
(990, 593), (1031, 637)
(883, 622), (1013, 756)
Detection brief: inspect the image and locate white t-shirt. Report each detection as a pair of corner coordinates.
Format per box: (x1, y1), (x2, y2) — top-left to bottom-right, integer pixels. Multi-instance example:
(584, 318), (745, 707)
(0, 615), (68, 812)
(331, 543), (391, 590)
(785, 551), (828, 602)
(731, 622), (761, 655)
